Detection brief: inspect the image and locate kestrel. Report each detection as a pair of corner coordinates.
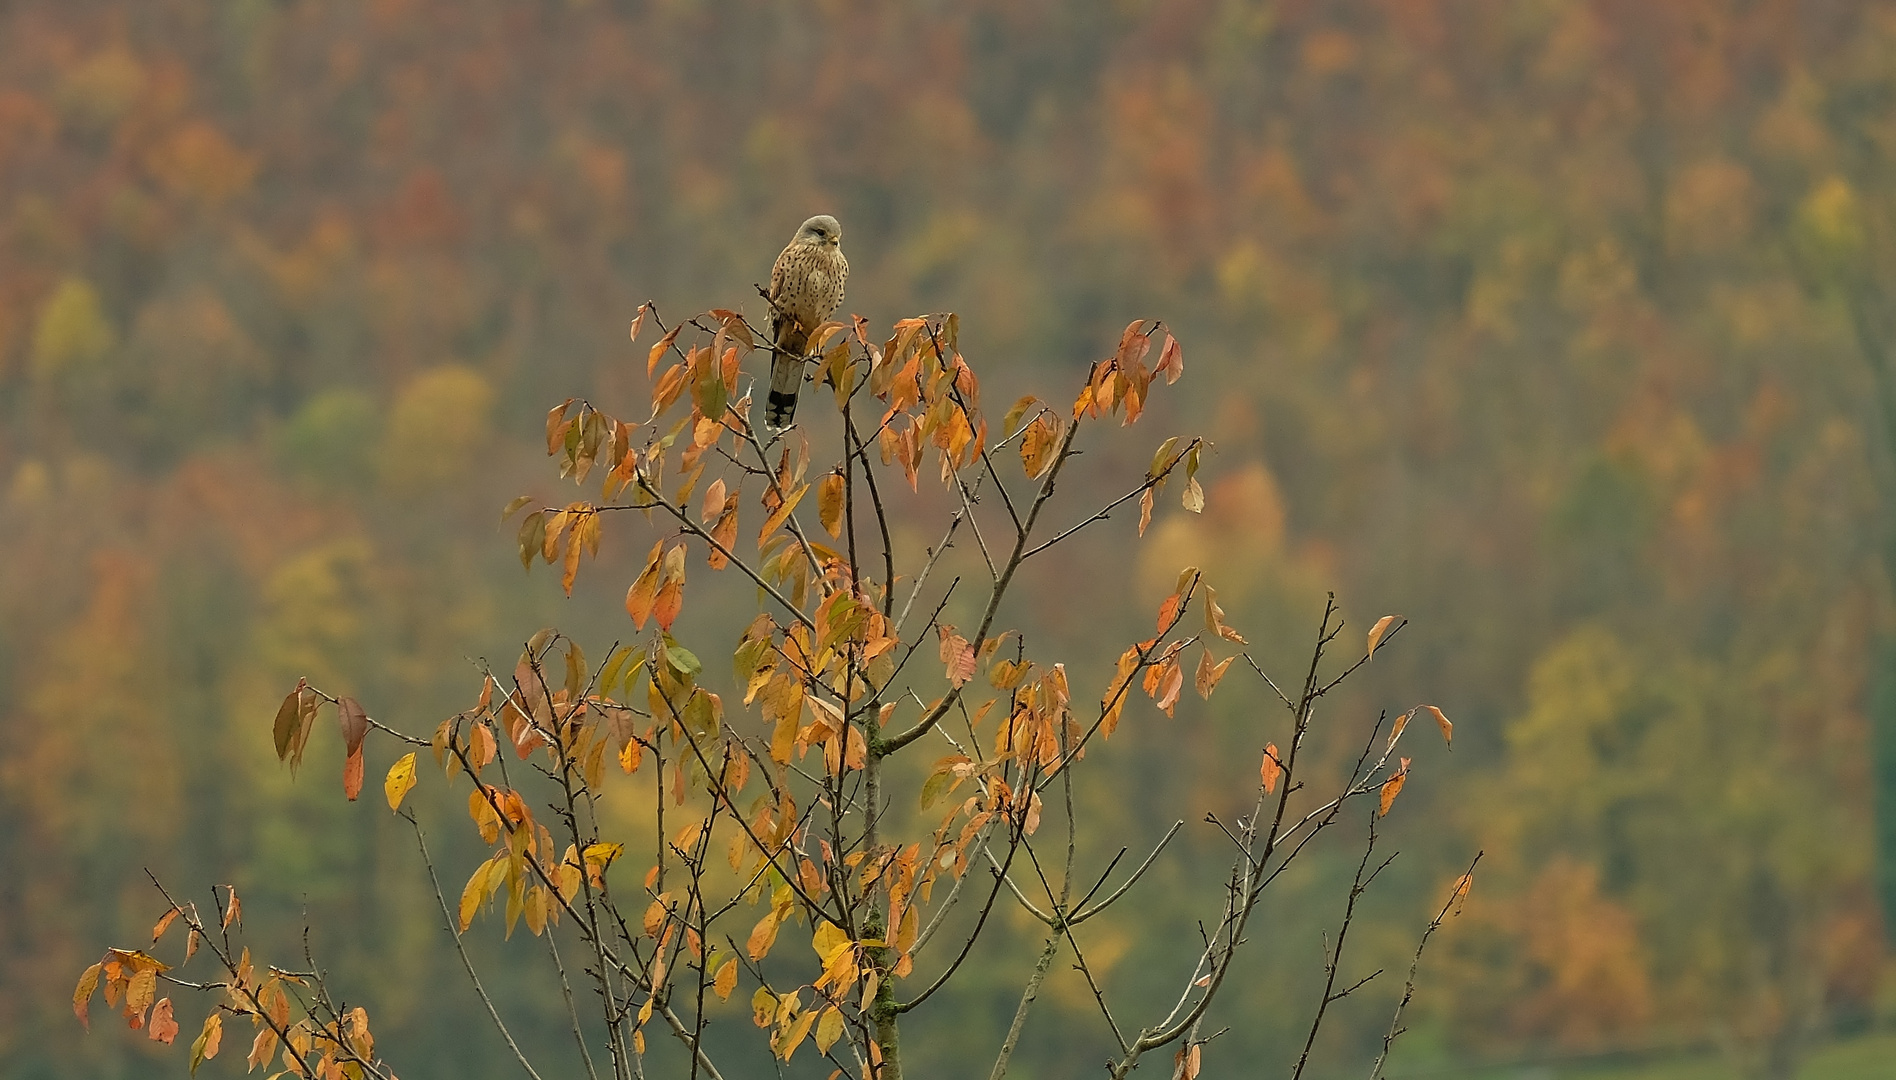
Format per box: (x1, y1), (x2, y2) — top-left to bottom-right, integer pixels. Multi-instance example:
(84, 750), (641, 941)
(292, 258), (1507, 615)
(764, 214), (848, 428)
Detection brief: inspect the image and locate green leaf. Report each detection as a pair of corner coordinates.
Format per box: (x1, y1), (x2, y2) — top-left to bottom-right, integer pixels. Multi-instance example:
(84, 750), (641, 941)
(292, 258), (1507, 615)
(665, 644), (703, 679)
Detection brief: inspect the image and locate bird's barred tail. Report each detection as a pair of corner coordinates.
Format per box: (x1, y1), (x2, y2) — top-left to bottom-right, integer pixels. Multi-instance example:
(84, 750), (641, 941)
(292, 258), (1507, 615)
(766, 352), (802, 429)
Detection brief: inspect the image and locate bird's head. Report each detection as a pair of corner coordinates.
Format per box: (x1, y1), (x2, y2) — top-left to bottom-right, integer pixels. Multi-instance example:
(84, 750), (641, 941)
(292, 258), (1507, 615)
(795, 215), (843, 249)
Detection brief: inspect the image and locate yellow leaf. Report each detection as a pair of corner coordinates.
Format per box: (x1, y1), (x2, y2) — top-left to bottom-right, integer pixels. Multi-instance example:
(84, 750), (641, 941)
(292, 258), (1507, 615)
(774, 1004), (819, 1061)
(815, 1006), (845, 1054)
(713, 958), (738, 1001)
(459, 857), (499, 931)
(812, 920), (851, 964)
(187, 1010), (220, 1070)
(384, 752), (418, 812)
(1367, 614), (1399, 659)
(73, 963), (101, 1028)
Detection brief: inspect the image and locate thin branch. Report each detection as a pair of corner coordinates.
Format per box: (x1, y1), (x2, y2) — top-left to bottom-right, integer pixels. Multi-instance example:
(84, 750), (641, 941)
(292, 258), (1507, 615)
(1292, 812), (1382, 1080)
(1368, 851), (1483, 1080)
(402, 812), (547, 1080)
(1073, 821), (1183, 924)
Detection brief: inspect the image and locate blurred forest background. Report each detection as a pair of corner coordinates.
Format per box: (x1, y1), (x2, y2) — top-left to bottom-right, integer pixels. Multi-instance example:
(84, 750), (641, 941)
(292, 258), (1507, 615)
(4, 1), (1896, 1078)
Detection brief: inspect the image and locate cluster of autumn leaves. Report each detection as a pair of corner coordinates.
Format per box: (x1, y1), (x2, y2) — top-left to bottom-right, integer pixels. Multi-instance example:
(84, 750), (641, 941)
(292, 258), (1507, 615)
(74, 307), (1425, 1075)
(75, 887), (380, 1078)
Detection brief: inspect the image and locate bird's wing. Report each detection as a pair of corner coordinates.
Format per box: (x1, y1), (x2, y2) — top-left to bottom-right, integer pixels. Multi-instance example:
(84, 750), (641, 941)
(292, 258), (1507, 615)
(767, 244), (792, 342)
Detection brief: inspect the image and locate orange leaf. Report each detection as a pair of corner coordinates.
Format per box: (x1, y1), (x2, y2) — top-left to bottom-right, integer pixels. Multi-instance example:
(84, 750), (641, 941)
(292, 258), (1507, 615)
(747, 909), (784, 960)
(648, 324), (682, 378)
(1019, 414), (1058, 478)
(1260, 744), (1282, 793)
(937, 628), (975, 688)
(1378, 761), (1409, 817)
(221, 886), (241, 929)
(1156, 334), (1184, 384)
(342, 745), (365, 801)
(246, 1026), (277, 1072)
(818, 471), (845, 539)
(756, 483), (808, 548)
(1425, 705), (1453, 748)
(151, 908), (181, 944)
(1450, 872), (1474, 915)
(1154, 660), (1183, 717)
(147, 997), (178, 1044)
(625, 539), (664, 629)
(546, 399), (574, 454)
(1367, 614), (1398, 659)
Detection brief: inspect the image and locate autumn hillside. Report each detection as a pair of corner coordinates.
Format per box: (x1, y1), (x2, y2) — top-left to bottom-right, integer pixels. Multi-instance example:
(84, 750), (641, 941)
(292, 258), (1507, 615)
(2, 2), (1893, 1078)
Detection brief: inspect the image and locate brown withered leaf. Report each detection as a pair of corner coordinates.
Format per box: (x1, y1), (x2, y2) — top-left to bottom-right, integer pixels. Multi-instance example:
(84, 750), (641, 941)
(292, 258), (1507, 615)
(337, 697), (369, 757)
(271, 687), (302, 762)
(221, 885), (241, 929)
(1450, 872), (1474, 915)
(1202, 587), (1247, 645)
(1194, 648), (1235, 700)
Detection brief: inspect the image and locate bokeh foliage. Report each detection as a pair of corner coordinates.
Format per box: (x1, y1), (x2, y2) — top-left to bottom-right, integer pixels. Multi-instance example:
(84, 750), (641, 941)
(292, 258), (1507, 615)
(2, 2), (1893, 1079)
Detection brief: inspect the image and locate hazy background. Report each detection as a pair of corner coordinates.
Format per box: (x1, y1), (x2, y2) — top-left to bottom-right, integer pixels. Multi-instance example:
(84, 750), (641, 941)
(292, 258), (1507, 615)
(3, 2), (1894, 1078)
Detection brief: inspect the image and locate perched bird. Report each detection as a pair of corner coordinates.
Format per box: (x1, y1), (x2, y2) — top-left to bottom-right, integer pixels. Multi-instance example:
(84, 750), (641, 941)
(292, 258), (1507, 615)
(764, 214), (848, 428)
